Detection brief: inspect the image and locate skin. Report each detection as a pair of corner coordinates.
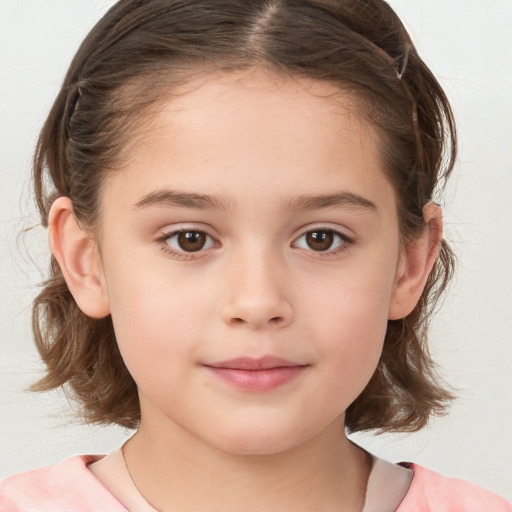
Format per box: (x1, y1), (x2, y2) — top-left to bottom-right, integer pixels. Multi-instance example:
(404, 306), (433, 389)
(50, 68), (442, 511)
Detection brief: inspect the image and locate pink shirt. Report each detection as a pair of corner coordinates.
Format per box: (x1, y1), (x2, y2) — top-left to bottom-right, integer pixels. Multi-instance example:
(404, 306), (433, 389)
(1, 455), (510, 511)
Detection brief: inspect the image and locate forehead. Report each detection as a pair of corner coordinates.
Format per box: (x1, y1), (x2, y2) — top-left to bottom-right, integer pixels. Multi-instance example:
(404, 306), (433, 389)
(103, 68), (394, 214)
(156, 68), (358, 125)
(125, 68), (380, 165)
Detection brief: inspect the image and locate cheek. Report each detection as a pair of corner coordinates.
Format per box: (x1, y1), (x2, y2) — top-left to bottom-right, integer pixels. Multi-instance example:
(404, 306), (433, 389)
(103, 265), (207, 378)
(303, 266), (394, 396)
(318, 296), (387, 380)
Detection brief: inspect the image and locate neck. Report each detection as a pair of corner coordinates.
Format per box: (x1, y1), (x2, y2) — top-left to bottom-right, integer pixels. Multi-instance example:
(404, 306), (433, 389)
(124, 415), (371, 512)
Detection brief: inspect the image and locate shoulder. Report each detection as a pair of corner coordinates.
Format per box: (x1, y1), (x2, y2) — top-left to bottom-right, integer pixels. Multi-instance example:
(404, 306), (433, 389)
(0, 455), (127, 511)
(397, 463), (512, 512)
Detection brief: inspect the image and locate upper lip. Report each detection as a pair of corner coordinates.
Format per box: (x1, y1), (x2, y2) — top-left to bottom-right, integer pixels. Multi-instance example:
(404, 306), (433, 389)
(205, 356), (305, 371)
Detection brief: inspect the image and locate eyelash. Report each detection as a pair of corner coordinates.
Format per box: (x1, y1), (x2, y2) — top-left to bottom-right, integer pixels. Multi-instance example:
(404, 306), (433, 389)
(156, 227), (353, 260)
(292, 228), (352, 257)
(156, 229), (219, 261)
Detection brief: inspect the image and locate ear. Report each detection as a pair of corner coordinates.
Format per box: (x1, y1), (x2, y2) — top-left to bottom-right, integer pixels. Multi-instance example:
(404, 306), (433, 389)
(388, 203), (443, 320)
(49, 196), (110, 318)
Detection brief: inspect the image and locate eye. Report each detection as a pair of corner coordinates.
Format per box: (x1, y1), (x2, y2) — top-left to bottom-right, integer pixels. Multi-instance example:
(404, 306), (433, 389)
(163, 230), (216, 253)
(294, 228), (349, 253)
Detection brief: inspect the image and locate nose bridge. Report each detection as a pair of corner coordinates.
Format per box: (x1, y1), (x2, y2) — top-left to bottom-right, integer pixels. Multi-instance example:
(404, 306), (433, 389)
(221, 243), (293, 329)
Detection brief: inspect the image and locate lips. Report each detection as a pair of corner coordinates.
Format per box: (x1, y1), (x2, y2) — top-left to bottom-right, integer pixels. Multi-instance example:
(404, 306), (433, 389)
(204, 356), (308, 392)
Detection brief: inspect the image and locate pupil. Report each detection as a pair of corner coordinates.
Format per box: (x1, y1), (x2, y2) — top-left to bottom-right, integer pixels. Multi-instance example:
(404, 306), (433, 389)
(178, 231), (206, 252)
(307, 230), (333, 251)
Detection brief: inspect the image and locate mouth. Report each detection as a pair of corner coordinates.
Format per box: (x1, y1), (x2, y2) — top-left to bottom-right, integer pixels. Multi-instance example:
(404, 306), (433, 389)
(203, 356), (309, 392)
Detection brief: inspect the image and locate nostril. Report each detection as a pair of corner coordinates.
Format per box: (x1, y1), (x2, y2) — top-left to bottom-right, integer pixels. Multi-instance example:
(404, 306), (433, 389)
(228, 316), (284, 327)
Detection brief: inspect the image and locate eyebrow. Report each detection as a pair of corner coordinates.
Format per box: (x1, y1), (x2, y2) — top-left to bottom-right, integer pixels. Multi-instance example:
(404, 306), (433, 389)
(134, 189), (233, 211)
(134, 189), (377, 213)
(282, 192), (377, 212)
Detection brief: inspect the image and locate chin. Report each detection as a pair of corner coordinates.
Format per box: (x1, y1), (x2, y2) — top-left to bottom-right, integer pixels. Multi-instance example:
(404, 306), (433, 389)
(205, 422), (319, 457)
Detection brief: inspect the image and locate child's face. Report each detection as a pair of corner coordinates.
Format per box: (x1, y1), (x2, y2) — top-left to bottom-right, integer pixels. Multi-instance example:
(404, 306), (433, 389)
(96, 69), (406, 454)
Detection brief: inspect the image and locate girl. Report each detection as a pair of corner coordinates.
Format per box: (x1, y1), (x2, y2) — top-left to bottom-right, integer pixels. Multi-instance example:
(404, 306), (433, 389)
(1, 0), (510, 510)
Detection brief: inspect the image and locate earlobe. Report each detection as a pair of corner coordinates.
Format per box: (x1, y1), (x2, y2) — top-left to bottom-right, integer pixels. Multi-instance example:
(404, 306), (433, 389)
(388, 203), (443, 320)
(49, 196), (110, 319)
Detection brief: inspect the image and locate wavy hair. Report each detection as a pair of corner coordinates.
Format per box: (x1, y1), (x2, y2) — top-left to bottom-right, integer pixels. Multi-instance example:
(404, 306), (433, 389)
(32, 0), (456, 431)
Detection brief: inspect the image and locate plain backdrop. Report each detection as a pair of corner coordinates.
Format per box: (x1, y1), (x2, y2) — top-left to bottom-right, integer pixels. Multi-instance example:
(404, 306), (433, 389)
(0, 0), (511, 501)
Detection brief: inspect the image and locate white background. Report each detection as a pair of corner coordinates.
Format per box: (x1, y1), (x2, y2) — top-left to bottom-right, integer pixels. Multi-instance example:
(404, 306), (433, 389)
(0, 0), (511, 501)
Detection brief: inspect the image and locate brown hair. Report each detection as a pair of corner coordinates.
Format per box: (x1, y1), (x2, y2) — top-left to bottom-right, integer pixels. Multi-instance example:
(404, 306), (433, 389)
(32, 0), (456, 432)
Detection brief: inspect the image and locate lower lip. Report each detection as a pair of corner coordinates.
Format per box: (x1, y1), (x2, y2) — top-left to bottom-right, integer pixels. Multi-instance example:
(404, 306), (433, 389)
(205, 366), (307, 392)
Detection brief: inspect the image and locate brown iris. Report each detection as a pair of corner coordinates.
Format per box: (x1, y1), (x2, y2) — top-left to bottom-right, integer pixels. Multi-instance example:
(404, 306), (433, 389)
(306, 230), (334, 251)
(177, 231), (207, 252)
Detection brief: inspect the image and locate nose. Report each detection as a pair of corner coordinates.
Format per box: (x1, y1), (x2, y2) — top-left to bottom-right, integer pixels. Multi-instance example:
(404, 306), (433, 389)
(221, 250), (293, 330)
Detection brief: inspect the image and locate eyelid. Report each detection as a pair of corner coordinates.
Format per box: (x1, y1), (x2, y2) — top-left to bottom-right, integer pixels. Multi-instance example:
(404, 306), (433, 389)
(155, 223), (220, 259)
(292, 223), (354, 241)
(153, 222), (355, 260)
(156, 222), (218, 240)
(291, 224), (354, 254)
